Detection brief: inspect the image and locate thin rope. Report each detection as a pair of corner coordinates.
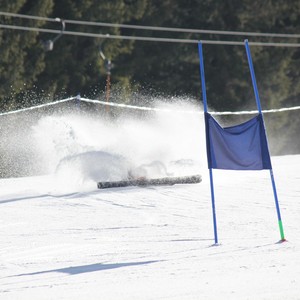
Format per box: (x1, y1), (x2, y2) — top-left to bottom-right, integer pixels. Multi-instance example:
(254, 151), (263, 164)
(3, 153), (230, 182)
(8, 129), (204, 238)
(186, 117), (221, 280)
(80, 98), (300, 115)
(1, 24), (300, 47)
(1, 11), (300, 39)
(1, 96), (299, 116)
(0, 97), (74, 116)
(0, 97), (300, 116)
(210, 105), (300, 115)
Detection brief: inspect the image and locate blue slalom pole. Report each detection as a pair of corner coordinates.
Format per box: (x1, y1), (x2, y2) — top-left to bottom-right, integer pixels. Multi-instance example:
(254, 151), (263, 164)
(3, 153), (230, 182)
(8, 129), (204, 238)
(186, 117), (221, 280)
(244, 40), (262, 113)
(245, 40), (285, 241)
(209, 168), (218, 244)
(198, 42), (208, 113)
(198, 41), (218, 245)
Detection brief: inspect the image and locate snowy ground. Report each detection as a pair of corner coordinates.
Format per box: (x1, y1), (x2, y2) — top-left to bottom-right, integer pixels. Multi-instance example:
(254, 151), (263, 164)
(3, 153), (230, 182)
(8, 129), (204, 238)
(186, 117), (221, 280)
(0, 104), (299, 299)
(1, 154), (299, 300)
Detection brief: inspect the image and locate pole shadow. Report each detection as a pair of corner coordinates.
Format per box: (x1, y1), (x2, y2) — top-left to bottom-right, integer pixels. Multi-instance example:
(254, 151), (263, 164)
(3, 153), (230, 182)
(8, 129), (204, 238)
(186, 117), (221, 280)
(13, 260), (160, 277)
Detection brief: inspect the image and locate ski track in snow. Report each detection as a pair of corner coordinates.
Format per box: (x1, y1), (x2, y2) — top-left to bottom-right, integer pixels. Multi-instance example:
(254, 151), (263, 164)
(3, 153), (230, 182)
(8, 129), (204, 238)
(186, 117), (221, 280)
(0, 155), (299, 300)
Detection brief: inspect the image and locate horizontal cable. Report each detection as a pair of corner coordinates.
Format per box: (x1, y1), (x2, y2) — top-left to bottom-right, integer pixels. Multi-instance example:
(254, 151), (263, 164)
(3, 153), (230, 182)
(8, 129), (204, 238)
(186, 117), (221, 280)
(80, 98), (155, 111)
(1, 96), (299, 116)
(80, 98), (300, 115)
(79, 98), (199, 114)
(1, 24), (300, 47)
(210, 105), (300, 115)
(1, 11), (300, 39)
(0, 24), (197, 44)
(0, 97), (75, 116)
(0, 11), (54, 22)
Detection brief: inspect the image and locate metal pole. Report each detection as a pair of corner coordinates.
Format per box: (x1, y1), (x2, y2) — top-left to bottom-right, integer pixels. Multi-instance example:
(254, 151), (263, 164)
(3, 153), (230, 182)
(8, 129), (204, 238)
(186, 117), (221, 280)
(244, 39), (285, 241)
(99, 43), (112, 115)
(244, 40), (262, 113)
(198, 42), (208, 113)
(198, 41), (218, 244)
(209, 168), (218, 244)
(105, 69), (111, 113)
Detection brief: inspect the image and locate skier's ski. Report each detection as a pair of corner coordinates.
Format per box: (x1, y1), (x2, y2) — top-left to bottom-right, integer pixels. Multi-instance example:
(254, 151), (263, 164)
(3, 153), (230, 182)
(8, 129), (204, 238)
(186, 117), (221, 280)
(97, 174), (202, 189)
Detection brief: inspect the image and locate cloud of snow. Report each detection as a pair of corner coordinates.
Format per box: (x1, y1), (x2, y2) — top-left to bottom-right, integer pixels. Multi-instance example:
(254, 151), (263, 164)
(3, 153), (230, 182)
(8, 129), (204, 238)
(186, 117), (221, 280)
(30, 98), (206, 190)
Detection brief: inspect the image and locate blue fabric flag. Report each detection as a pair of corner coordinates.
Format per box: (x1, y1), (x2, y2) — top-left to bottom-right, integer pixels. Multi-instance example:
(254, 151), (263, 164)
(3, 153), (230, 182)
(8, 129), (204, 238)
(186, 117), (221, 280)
(205, 112), (272, 170)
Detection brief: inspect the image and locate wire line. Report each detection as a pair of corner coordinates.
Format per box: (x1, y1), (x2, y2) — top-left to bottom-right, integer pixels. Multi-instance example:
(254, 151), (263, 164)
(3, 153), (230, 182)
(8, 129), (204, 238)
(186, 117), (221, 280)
(0, 97), (74, 116)
(1, 11), (300, 39)
(1, 96), (300, 116)
(1, 24), (300, 47)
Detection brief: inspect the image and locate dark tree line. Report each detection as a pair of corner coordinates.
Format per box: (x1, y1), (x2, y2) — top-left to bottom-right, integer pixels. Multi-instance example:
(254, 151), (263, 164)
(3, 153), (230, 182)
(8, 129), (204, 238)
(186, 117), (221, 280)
(0, 0), (300, 154)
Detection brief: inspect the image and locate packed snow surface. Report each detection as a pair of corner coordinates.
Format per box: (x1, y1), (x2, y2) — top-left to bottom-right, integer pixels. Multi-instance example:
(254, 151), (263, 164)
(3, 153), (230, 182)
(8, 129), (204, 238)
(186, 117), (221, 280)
(0, 103), (299, 299)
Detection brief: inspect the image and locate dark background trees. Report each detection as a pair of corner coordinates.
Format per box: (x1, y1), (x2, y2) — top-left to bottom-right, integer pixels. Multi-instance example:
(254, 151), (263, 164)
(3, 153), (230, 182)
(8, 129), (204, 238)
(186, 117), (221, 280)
(0, 0), (299, 154)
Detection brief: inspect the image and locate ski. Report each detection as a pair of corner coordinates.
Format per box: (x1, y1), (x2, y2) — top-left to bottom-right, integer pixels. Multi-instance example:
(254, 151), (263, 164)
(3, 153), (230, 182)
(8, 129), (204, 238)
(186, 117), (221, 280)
(97, 174), (202, 189)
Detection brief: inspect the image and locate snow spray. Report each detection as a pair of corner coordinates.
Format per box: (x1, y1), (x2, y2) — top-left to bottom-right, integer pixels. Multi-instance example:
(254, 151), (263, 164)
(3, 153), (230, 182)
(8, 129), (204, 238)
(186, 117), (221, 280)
(23, 97), (206, 190)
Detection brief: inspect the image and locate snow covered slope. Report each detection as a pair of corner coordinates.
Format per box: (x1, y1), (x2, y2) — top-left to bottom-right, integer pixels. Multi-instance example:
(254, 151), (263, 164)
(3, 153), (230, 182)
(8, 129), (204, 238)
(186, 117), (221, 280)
(0, 103), (299, 299)
(0, 154), (299, 300)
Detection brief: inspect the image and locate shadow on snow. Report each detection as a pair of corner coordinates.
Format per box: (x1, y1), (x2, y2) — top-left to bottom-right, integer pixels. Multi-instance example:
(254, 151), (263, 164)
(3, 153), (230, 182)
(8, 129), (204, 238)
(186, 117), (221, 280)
(13, 260), (160, 276)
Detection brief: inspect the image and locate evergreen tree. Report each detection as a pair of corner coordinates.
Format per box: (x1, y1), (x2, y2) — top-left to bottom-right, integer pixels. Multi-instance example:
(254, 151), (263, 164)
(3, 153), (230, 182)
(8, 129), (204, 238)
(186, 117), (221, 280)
(0, 0), (53, 109)
(36, 0), (148, 99)
(117, 0), (300, 154)
(0, 0), (299, 153)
